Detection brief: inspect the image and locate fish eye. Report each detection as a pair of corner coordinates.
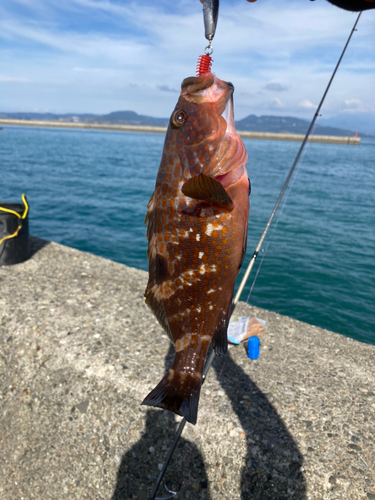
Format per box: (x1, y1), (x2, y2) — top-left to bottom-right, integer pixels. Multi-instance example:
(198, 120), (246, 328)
(171, 110), (187, 128)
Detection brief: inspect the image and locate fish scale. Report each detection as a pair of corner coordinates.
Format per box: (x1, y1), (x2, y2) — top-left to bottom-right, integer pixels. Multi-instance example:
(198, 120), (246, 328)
(142, 72), (250, 424)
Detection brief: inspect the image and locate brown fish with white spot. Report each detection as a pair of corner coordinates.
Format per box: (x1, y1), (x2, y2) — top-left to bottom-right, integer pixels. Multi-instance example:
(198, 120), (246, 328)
(142, 72), (250, 424)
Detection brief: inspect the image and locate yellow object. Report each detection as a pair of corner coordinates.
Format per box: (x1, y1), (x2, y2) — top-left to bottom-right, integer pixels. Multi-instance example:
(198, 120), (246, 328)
(0, 194), (28, 246)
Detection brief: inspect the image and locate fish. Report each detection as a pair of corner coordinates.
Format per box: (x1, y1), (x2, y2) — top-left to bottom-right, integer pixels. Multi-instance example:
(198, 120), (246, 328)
(142, 72), (250, 424)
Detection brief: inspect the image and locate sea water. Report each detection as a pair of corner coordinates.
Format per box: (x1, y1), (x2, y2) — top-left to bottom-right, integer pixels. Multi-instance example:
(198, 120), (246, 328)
(1, 125), (374, 344)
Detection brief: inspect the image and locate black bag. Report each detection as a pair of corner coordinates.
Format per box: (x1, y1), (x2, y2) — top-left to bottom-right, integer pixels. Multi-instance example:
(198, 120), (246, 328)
(0, 194), (30, 265)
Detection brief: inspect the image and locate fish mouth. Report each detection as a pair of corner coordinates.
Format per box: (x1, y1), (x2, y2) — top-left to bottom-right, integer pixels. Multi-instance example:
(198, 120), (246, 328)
(221, 92), (235, 135)
(213, 86), (247, 188)
(181, 73), (233, 111)
(180, 73), (247, 184)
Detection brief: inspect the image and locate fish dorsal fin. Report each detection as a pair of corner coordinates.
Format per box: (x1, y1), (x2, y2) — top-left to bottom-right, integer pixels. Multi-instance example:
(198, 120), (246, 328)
(182, 173), (233, 209)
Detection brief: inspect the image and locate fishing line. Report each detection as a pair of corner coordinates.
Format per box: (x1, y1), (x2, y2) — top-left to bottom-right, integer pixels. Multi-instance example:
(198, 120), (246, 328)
(154, 481), (180, 500)
(245, 249), (265, 304)
(233, 11), (362, 308)
(148, 10), (362, 500)
(245, 117), (321, 304)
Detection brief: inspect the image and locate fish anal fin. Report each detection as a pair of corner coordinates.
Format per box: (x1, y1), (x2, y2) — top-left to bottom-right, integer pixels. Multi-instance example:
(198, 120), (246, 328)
(182, 173), (233, 209)
(239, 220), (248, 270)
(212, 319), (229, 356)
(212, 298), (233, 356)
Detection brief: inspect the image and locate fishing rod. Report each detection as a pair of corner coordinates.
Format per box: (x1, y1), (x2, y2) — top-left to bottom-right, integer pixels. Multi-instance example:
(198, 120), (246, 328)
(148, 9), (362, 500)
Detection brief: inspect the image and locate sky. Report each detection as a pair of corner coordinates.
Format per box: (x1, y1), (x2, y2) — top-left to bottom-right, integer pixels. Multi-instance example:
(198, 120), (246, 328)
(1, 0), (374, 131)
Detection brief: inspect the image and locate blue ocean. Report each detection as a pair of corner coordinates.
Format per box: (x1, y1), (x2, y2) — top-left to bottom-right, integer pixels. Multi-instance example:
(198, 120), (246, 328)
(1, 125), (374, 345)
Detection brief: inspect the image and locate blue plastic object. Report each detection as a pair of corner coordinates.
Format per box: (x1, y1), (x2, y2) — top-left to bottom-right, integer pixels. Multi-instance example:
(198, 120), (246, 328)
(248, 336), (260, 360)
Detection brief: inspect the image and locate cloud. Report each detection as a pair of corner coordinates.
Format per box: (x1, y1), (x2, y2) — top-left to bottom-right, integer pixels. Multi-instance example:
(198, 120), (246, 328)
(0, 0), (374, 117)
(267, 97), (284, 109)
(0, 76), (30, 82)
(263, 82), (289, 92)
(0, 19), (148, 63)
(299, 100), (316, 109)
(157, 85), (179, 93)
(344, 99), (361, 109)
(340, 98), (375, 115)
(270, 98), (283, 109)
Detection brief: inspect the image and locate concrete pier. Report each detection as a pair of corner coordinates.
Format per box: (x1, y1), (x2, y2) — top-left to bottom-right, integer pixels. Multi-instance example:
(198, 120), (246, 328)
(0, 237), (374, 499)
(0, 119), (361, 145)
(238, 130), (360, 145)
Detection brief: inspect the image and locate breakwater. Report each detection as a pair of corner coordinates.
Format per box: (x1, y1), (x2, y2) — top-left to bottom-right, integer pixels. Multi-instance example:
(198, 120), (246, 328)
(0, 237), (374, 499)
(0, 118), (361, 144)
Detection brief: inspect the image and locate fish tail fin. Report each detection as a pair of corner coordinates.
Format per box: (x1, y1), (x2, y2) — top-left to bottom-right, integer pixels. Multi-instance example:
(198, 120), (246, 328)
(142, 368), (202, 425)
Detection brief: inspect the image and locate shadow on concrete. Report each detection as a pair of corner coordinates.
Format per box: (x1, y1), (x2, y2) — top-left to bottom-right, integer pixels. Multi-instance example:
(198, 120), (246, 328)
(111, 344), (212, 500)
(112, 344), (306, 499)
(30, 236), (50, 257)
(212, 350), (307, 500)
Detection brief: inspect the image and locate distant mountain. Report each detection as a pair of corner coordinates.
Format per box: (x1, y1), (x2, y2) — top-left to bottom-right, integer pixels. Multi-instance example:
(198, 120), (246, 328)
(0, 112), (97, 121)
(0, 110), (169, 127)
(318, 113), (375, 137)
(92, 111), (168, 127)
(1, 111), (372, 137)
(234, 114), (373, 138)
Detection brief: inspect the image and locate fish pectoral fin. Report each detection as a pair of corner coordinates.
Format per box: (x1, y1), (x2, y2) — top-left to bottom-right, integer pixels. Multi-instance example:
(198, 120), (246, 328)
(181, 173), (234, 209)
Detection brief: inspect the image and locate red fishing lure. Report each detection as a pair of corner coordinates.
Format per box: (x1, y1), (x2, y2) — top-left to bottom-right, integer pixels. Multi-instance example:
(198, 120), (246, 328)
(196, 54), (212, 76)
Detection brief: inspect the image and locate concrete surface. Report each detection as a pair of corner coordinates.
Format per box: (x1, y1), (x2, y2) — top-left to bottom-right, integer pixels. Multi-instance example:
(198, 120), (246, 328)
(0, 237), (374, 500)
